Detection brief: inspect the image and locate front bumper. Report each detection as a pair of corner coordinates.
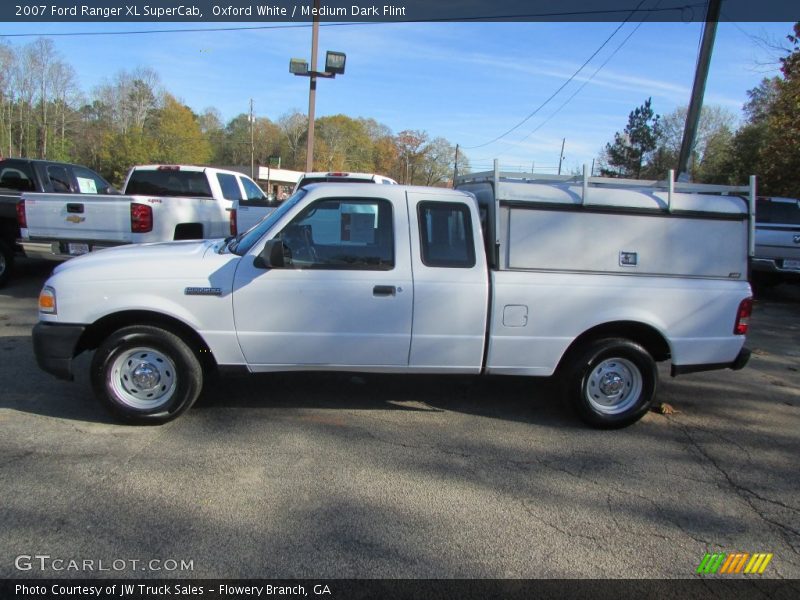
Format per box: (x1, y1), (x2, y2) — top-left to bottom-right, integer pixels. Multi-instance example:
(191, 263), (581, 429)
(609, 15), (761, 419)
(671, 347), (751, 377)
(32, 322), (86, 381)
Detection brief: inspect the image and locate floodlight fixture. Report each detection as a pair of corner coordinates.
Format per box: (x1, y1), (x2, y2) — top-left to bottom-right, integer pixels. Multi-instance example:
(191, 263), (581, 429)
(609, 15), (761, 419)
(289, 58), (308, 75)
(325, 51), (346, 75)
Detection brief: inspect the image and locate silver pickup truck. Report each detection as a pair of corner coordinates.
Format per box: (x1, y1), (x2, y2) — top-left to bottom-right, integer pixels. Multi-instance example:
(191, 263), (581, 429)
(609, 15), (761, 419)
(751, 196), (800, 287)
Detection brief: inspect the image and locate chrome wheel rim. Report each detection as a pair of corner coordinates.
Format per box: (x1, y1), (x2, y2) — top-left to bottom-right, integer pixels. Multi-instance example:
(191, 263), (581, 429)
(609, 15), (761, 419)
(109, 347), (177, 410)
(585, 357), (642, 415)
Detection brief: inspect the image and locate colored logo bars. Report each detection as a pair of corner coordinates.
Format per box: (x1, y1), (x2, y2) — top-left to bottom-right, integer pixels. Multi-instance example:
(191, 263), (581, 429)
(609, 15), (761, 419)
(696, 552), (773, 574)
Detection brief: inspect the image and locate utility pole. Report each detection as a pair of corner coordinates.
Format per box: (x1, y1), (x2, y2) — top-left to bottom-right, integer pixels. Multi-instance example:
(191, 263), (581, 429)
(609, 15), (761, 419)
(249, 98), (255, 179)
(557, 138), (566, 175)
(306, 0), (320, 172)
(677, 0), (721, 180)
(452, 144), (459, 187)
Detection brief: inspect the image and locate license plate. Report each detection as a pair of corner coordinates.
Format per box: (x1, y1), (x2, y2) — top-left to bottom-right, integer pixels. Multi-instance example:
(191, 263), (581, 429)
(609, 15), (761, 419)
(68, 243), (90, 256)
(783, 259), (800, 271)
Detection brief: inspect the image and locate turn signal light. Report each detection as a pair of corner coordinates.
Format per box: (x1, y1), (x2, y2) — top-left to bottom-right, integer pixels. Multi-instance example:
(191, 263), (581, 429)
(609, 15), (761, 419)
(39, 286), (56, 314)
(230, 208), (237, 236)
(734, 297), (753, 335)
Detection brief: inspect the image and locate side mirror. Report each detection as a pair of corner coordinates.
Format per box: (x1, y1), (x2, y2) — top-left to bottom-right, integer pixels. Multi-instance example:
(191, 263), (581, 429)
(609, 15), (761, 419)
(254, 238), (289, 269)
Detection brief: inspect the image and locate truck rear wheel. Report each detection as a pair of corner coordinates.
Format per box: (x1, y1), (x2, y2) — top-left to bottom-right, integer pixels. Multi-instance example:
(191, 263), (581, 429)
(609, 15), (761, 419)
(0, 239), (13, 288)
(565, 338), (657, 429)
(91, 325), (203, 424)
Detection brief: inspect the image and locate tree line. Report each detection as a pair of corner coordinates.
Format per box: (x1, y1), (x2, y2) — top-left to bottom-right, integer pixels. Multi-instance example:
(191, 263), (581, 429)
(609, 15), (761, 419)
(0, 37), (468, 187)
(598, 23), (800, 197)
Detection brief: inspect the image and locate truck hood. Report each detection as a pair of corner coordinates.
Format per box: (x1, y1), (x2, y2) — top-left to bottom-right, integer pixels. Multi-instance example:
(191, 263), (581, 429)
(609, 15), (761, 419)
(52, 239), (232, 280)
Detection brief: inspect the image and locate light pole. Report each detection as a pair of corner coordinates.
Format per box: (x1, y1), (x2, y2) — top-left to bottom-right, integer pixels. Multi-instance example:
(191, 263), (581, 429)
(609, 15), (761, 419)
(290, 4), (346, 172)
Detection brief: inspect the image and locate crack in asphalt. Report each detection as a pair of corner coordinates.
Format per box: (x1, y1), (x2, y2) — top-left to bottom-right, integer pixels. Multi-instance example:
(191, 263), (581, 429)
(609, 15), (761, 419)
(668, 416), (800, 559)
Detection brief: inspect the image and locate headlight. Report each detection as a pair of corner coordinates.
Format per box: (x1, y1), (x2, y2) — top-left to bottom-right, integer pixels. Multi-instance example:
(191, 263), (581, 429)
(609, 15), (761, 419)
(39, 286), (57, 314)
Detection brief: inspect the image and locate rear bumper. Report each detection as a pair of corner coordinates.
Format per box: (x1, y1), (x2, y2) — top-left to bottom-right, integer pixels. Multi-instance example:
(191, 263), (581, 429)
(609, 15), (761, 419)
(32, 322), (86, 381)
(751, 258), (800, 280)
(20, 239), (122, 261)
(671, 347), (751, 377)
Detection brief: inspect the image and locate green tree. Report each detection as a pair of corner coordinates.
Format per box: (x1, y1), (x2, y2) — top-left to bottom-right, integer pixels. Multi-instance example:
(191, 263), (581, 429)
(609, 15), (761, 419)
(314, 115), (373, 171)
(277, 110), (307, 170)
(601, 98), (661, 178)
(724, 78), (779, 186)
(755, 23), (800, 196)
(147, 94), (210, 165)
(650, 105), (736, 182)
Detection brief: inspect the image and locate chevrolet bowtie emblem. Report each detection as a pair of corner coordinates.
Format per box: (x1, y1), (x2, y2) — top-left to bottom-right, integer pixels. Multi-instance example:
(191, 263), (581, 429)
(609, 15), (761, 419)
(66, 215), (85, 223)
(794, 234), (800, 244)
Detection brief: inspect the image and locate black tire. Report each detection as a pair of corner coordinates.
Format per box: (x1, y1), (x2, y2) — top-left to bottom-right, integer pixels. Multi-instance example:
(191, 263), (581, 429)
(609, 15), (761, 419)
(564, 338), (657, 429)
(91, 325), (203, 424)
(0, 239), (13, 288)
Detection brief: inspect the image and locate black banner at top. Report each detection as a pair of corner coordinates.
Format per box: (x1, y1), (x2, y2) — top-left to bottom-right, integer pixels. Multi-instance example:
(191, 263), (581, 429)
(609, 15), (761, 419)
(0, 0), (798, 23)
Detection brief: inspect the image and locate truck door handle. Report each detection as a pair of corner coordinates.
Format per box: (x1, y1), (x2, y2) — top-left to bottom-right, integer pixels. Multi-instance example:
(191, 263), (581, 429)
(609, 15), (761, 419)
(373, 285), (396, 297)
(66, 203), (84, 213)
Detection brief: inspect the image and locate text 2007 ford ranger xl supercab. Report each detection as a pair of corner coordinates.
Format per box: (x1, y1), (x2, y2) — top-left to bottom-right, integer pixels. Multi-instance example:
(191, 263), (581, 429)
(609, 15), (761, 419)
(31, 164), (755, 428)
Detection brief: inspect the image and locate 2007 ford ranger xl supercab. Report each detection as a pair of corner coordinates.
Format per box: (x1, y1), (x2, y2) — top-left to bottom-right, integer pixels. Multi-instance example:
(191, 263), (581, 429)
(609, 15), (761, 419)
(31, 164), (755, 428)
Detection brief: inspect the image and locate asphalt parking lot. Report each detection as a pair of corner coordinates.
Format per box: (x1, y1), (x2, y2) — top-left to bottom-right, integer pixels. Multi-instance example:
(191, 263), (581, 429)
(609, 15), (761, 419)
(1, 258), (799, 581)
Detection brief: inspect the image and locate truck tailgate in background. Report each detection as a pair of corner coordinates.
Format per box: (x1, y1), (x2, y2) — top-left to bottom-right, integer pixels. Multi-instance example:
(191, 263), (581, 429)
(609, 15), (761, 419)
(22, 193), (134, 244)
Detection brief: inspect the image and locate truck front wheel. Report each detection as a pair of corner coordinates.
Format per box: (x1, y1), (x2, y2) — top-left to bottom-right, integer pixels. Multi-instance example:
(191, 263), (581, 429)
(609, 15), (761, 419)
(91, 325), (203, 424)
(565, 338), (657, 429)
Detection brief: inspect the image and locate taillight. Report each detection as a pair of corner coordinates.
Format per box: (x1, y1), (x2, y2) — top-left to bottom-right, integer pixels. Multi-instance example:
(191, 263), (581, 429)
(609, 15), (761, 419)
(734, 298), (753, 335)
(130, 203), (153, 233)
(16, 199), (26, 228)
(230, 208), (237, 236)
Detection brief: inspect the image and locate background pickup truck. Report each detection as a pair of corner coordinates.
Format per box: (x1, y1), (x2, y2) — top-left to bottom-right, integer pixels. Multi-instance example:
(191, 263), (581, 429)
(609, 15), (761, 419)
(19, 165), (269, 261)
(751, 196), (800, 288)
(32, 166), (754, 429)
(0, 158), (115, 286)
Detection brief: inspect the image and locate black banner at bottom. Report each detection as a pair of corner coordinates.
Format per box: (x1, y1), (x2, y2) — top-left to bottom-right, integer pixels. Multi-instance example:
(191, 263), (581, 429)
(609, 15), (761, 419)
(2, 579), (800, 600)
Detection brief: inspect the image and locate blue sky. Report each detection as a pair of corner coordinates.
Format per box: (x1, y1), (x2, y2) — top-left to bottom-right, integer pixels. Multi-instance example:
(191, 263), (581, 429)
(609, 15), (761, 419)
(1, 19), (794, 173)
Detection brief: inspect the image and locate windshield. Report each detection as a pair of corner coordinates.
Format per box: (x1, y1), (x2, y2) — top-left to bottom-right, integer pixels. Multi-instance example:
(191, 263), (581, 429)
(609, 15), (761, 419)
(230, 189), (307, 255)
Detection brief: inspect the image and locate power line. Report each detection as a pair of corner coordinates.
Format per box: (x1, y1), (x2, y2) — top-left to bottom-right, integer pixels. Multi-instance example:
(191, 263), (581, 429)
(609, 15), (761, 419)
(470, 18), (647, 164)
(0, 22), (363, 37)
(462, 0), (652, 150)
(509, 18), (649, 148)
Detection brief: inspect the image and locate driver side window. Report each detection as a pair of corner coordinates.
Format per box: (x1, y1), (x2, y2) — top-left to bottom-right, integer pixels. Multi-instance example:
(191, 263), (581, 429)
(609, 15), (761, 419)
(277, 198), (394, 270)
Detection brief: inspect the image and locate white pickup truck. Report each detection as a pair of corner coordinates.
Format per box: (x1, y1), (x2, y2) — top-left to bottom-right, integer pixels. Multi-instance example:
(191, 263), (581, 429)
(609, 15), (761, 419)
(19, 165), (268, 260)
(31, 165), (754, 428)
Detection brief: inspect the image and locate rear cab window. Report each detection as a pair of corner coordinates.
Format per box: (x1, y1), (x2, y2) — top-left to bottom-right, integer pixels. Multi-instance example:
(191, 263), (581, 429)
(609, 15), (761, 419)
(756, 198), (800, 225)
(418, 202), (476, 268)
(0, 163), (35, 191)
(126, 169), (212, 197)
